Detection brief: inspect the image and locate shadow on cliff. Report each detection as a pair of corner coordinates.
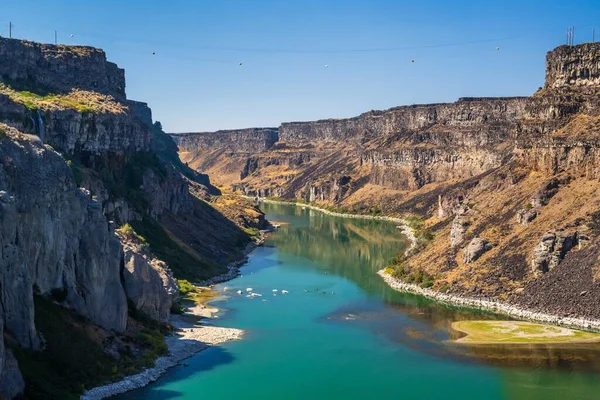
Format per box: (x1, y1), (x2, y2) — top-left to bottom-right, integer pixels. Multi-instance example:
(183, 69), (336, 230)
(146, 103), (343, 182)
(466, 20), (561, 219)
(161, 194), (251, 271)
(115, 345), (236, 400)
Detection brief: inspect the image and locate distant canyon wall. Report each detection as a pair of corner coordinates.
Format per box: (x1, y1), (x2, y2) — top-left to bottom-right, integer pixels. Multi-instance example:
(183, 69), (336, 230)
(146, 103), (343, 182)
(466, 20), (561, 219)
(172, 128), (279, 153)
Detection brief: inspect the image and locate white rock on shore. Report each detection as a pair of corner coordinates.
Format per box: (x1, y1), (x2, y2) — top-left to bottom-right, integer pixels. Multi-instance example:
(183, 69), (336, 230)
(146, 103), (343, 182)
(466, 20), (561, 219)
(81, 309), (243, 400)
(254, 196), (600, 333)
(81, 233), (264, 400)
(378, 270), (600, 332)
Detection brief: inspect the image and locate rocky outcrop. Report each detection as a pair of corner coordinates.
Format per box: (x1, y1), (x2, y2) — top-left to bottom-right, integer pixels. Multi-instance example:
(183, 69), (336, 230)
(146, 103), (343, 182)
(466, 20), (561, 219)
(172, 128), (279, 153)
(0, 95), (151, 155)
(363, 148), (503, 190)
(0, 37), (125, 97)
(516, 208), (537, 226)
(450, 212), (470, 248)
(545, 43), (600, 88)
(142, 168), (194, 218)
(280, 97), (528, 144)
(531, 231), (579, 274)
(119, 233), (178, 323)
(463, 237), (492, 263)
(0, 37), (266, 399)
(127, 100), (153, 127)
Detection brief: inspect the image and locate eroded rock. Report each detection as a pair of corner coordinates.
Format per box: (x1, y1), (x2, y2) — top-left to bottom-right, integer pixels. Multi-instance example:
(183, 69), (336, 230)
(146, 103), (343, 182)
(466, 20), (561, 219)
(463, 237), (492, 263)
(119, 234), (178, 323)
(450, 211), (470, 248)
(532, 231), (579, 273)
(516, 208), (538, 226)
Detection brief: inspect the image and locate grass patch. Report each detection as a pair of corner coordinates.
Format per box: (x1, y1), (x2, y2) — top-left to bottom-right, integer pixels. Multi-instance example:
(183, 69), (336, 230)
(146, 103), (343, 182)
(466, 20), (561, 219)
(116, 223), (148, 247)
(405, 215), (434, 244)
(0, 82), (126, 114)
(130, 218), (221, 281)
(1, 85), (93, 112)
(13, 295), (168, 400)
(452, 320), (600, 344)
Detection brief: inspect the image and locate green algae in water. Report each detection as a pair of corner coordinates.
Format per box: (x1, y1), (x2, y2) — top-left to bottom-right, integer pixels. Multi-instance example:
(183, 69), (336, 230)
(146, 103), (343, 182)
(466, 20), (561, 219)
(117, 202), (600, 400)
(452, 321), (600, 344)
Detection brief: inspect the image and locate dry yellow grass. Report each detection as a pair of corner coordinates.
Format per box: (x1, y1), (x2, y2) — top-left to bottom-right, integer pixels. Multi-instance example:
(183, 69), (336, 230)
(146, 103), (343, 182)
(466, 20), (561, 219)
(0, 84), (127, 114)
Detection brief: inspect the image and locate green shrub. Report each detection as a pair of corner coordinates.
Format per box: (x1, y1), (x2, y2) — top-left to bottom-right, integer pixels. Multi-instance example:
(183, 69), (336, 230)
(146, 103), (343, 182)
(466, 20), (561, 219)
(13, 296), (116, 399)
(177, 279), (197, 296)
(117, 223), (148, 247)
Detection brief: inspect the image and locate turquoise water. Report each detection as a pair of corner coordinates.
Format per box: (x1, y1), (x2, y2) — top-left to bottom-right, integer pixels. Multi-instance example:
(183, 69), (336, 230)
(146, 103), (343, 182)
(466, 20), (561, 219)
(119, 203), (600, 400)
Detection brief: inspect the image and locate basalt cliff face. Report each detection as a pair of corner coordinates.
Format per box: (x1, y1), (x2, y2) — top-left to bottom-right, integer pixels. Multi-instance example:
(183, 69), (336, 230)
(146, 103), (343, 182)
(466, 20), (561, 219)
(178, 42), (600, 323)
(0, 38), (264, 399)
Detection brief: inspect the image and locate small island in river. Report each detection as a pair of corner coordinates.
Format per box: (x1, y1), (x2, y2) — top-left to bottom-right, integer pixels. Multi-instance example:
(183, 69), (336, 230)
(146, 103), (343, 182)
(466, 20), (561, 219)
(452, 321), (600, 345)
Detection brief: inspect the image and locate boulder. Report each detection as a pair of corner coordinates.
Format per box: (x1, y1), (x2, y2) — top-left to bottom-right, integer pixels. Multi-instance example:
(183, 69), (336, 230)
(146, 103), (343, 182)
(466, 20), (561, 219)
(516, 208), (538, 226)
(531, 231), (578, 273)
(463, 238), (492, 263)
(450, 213), (470, 248)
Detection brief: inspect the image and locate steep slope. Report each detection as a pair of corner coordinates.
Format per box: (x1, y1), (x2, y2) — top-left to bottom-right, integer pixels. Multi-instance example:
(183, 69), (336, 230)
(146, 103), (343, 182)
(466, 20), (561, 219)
(174, 42), (600, 323)
(0, 37), (264, 399)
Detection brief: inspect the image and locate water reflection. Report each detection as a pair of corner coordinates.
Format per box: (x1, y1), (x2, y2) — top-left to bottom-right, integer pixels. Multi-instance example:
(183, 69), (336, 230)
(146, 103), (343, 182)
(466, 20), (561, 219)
(262, 202), (600, 374)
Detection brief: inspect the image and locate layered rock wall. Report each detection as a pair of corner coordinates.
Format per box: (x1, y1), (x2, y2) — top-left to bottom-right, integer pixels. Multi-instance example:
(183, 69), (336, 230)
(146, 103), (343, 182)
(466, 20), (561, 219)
(279, 97), (528, 143)
(0, 37), (125, 97)
(545, 43), (600, 88)
(172, 128), (279, 153)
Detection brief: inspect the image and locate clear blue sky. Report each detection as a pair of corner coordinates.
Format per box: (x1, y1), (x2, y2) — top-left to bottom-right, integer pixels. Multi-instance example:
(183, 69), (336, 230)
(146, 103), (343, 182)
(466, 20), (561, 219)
(1, 0), (599, 132)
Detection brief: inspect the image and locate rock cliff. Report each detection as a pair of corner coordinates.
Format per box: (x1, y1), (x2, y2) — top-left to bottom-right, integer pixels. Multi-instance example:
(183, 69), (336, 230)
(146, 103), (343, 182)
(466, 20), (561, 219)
(0, 38), (264, 399)
(545, 43), (600, 88)
(173, 128), (279, 153)
(0, 37), (125, 97)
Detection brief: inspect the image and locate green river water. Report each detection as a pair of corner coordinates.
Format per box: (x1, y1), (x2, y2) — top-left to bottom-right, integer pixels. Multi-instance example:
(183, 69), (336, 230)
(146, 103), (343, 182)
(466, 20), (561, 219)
(119, 202), (600, 400)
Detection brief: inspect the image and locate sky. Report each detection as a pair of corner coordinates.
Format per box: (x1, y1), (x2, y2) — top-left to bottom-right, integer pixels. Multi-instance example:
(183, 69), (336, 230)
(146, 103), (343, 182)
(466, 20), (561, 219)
(1, 0), (600, 132)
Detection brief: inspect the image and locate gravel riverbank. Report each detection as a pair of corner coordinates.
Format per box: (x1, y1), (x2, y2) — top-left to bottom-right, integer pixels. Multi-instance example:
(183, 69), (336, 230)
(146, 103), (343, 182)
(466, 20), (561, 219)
(252, 196), (600, 332)
(378, 270), (600, 332)
(81, 303), (243, 400)
(80, 238), (264, 400)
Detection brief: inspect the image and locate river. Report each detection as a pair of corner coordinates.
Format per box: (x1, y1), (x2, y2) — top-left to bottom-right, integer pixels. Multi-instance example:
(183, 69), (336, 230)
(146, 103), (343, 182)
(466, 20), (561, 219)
(119, 202), (600, 400)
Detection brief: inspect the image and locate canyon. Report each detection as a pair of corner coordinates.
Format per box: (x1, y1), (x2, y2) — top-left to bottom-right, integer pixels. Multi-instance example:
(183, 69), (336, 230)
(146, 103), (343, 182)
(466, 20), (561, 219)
(175, 42), (600, 325)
